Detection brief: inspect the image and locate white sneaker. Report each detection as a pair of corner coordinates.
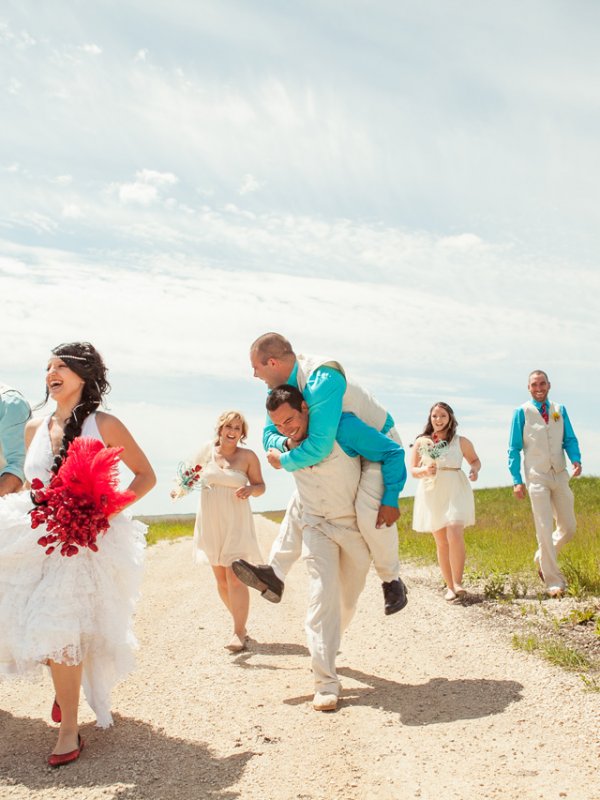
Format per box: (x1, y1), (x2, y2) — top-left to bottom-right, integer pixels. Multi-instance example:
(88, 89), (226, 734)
(313, 692), (338, 711)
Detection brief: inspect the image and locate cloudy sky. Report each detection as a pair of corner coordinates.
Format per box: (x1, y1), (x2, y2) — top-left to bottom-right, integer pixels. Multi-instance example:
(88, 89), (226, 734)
(1, 1), (598, 515)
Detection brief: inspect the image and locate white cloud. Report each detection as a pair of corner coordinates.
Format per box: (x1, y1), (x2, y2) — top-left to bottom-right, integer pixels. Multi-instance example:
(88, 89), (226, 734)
(114, 169), (179, 205)
(5, 212), (57, 234)
(117, 182), (158, 205)
(239, 173), (264, 195)
(62, 203), (83, 218)
(7, 78), (21, 95)
(0, 21), (35, 48)
(135, 168), (178, 187)
(79, 43), (102, 55)
(134, 49), (148, 62)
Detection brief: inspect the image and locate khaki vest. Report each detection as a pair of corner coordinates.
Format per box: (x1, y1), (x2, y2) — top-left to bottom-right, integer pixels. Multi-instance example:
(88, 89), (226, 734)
(296, 353), (389, 433)
(293, 441), (360, 523)
(522, 400), (566, 479)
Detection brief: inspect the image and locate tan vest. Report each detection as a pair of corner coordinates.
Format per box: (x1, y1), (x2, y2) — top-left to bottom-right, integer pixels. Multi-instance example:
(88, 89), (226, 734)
(293, 441), (360, 523)
(296, 353), (389, 433)
(522, 400), (566, 479)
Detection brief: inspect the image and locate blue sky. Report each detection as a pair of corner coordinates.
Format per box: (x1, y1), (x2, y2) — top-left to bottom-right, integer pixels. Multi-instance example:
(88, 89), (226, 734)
(1, 1), (598, 514)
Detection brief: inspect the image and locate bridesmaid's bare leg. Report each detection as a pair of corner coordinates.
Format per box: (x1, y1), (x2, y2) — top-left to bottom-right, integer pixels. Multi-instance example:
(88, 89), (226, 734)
(432, 529), (456, 598)
(446, 524), (466, 593)
(212, 565), (232, 612)
(225, 567), (249, 640)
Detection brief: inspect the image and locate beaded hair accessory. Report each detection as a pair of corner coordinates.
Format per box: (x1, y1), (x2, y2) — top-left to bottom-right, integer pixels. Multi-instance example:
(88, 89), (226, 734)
(52, 353), (87, 361)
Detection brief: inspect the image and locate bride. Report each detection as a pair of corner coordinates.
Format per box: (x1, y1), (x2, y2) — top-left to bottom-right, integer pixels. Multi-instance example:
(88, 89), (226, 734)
(0, 342), (155, 767)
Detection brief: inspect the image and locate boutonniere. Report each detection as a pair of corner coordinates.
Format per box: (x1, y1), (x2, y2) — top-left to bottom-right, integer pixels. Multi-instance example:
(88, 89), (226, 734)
(552, 411), (560, 421)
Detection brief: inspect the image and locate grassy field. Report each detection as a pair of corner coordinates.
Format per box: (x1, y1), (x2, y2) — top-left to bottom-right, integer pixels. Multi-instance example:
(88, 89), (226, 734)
(141, 515), (195, 546)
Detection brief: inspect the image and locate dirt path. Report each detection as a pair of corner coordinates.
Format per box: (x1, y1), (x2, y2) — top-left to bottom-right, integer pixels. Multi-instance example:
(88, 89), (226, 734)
(1, 517), (598, 800)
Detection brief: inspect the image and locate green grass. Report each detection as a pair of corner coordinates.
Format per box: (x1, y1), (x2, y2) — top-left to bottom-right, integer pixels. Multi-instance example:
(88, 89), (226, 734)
(259, 510), (286, 526)
(398, 476), (600, 598)
(143, 518), (195, 546)
(512, 632), (593, 671)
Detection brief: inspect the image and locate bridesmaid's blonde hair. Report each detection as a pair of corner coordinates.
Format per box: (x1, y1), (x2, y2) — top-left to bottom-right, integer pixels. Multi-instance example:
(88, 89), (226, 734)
(214, 411), (248, 445)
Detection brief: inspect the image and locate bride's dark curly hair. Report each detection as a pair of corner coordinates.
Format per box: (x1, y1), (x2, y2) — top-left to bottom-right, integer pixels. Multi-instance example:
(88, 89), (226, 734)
(45, 342), (111, 475)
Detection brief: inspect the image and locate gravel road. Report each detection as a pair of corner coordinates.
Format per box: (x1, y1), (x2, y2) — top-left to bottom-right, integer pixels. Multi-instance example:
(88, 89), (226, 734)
(1, 516), (598, 800)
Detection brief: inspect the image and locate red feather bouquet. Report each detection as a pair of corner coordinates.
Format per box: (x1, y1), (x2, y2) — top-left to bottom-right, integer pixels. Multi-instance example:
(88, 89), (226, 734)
(30, 437), (136, 557)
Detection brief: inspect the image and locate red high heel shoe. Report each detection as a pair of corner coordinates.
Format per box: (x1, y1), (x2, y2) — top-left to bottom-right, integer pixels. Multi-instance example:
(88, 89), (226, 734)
(47, 735), (84, 767)
(51, 698), (61, 723)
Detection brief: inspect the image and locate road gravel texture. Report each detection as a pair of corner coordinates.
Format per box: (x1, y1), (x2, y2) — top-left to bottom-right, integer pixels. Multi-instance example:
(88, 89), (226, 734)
(1, 516), (598, 800)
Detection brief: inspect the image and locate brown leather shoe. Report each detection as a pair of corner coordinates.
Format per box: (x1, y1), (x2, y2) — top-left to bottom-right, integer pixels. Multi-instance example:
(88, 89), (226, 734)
(231, 560), (284, 603)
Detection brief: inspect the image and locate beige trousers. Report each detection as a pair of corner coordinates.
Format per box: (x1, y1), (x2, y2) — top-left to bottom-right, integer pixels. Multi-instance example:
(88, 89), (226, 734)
(269, 428), (402, 583)
(302, 514), (371, 695)
(527, 469), (576, 590)
(269, 491), (303, 581)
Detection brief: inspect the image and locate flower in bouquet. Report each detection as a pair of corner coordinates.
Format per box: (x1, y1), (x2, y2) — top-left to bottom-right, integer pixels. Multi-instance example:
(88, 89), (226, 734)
(418, 437), (449, 462)
(171, 462), (204, 499)
(30, 436), (135, 557)
(418, 437), (448, 491)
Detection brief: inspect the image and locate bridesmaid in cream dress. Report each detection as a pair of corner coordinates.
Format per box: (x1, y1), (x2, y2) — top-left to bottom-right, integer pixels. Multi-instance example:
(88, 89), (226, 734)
(411, 402), (481, 601)
(180, 411), (265, 652)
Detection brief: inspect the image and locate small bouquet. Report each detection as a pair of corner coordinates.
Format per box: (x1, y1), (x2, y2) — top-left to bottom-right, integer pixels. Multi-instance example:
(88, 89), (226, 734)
(171, 462), (204, 499)
(418, 437), (448, 490)
(418, 438), (449, 462)
(30, 436), (135, 557)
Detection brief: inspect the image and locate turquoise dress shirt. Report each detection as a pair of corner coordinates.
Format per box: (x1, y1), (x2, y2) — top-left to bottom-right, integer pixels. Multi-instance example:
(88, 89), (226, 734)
(0, 388), (31, 482)
(336, 412), (406, 506)
(263, 361), (395, 472)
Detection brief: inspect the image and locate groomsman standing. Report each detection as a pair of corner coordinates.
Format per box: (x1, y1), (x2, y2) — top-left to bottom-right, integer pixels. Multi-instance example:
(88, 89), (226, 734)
(0, 383), (30, 496)
(508, 370), (581, 597)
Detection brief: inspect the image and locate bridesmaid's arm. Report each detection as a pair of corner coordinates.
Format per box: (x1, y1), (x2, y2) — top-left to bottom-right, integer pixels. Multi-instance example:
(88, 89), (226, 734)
(460, 436), (481, 482)
(96, 412), (156, 505)
(235, 450), (265, 500)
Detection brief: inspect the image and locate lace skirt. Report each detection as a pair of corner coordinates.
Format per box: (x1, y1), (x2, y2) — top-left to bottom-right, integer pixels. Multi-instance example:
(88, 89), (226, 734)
(0, 491), (146, 727)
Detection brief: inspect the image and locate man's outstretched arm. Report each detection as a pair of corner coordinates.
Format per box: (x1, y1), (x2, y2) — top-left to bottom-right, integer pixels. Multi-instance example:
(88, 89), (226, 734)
(272, 367), (346, 471)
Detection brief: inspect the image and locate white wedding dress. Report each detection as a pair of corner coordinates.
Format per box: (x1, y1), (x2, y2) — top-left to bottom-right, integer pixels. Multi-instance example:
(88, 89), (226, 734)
(0, 413), (146, 727)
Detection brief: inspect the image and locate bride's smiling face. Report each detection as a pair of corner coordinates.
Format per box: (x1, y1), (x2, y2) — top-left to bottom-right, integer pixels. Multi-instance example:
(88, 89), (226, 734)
(46, 357), (85, 402)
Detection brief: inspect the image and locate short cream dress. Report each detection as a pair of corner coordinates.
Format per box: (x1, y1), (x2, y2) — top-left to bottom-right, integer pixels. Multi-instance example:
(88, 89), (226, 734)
(193, 446), (263, 566)
(412, 435), (475, 532)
